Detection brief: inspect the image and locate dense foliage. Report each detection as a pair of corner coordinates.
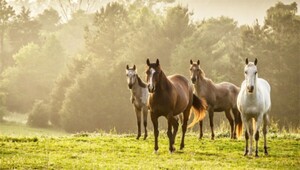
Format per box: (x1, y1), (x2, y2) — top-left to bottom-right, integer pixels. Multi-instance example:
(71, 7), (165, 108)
(0, 0), (298, 132)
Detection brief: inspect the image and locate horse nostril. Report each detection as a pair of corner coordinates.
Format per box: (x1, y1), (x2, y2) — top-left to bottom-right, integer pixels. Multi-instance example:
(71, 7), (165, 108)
(191, 78), (196, 83)
(248, 86), (254, 92)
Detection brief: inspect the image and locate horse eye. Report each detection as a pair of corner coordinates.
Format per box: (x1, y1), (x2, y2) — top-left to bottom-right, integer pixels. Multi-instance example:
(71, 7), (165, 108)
(255, 71), (257, 74)
(245, 71), (247, 74)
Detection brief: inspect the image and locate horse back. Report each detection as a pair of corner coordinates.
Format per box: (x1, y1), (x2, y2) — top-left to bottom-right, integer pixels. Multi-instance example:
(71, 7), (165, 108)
(168, 74), (192, 114)
(214, 82), (240, 109)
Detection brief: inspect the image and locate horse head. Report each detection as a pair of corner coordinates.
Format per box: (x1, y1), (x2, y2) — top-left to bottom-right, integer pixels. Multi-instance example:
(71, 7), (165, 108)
(126, 64), (137, 89)
(146, 58), (162, 93)
(189, 59), (204, 84)
(244, 58), (258, 93)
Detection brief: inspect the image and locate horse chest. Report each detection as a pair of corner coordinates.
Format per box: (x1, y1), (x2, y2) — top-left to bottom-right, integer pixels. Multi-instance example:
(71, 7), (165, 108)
(149, 96), (172, 115)
(242, 98), (264, 115)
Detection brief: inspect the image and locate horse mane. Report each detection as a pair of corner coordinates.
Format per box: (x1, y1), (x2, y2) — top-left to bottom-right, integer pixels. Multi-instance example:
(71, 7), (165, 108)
(137, 75), (147, 88)
(198, 67), (206, 80)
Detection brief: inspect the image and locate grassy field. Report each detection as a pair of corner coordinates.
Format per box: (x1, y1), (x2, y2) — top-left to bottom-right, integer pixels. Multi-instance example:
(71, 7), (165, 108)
(0, 123), (299, 169)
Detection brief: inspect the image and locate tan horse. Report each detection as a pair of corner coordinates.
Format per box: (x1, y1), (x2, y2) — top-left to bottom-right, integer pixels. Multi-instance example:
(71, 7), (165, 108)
(190, 60), (242, 140)
(126, 65), (149, 140)
(146, 59), (207, 153)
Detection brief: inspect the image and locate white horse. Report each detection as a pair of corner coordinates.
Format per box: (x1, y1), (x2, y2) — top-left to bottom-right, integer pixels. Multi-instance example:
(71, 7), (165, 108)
(237, 58), (271, 157)
(126, 65), (149, 140)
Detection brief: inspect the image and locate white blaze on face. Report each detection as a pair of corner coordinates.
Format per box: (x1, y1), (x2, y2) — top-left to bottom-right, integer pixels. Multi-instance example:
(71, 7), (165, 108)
(126, 70), (136, 85)
(245, 64), (257, 91)
(148, 68), (156, 90)
(192, 66), (198, 79)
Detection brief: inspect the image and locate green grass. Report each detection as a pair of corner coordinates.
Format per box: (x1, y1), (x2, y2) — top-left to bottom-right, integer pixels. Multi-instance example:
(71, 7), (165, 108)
(0, 122), (68, 137)
(0, 123), (299, 169)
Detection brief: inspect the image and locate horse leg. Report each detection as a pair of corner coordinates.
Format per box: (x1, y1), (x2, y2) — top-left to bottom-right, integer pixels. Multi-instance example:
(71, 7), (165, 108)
(243, 116), (250, 156)
(244, 129), (249, 156)
(142, 107), (148, 140)
(180, 109), (190, 150)
(232, 108), (239, 139)
(135, 107), (142, 140)
(248, 118), (254, 156)
(199, 120), (203, 139)
(172, 115), (179, 145)
(208, 109), (215, 140)
(167, 113), (176, 153)
(263, 113), (269, 156)
(167, 113), (178, 153)
(255, 115), (263, 157)
(225, 109), (234, 139)
(151, 112), (159, 153)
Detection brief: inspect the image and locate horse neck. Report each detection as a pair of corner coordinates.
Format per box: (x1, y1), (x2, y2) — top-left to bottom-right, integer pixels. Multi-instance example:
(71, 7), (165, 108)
(130, 78), (141, 95)
(195, 75), (215, 95)
(136, 75), (147, 88)
(159, 71), (172, 91)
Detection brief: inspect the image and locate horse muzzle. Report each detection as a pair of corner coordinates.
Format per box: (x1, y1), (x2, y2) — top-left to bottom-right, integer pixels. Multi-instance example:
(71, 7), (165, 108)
(191, 77), (196, 84)
(128, 84), (133, 89)
(148, 85), (155, 93)
(247, 86), (254, 93)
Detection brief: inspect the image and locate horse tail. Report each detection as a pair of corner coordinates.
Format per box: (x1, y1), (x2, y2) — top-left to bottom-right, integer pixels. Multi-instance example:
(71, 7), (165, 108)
(236, 110), (243, 138)
(188, 94), (207, 128)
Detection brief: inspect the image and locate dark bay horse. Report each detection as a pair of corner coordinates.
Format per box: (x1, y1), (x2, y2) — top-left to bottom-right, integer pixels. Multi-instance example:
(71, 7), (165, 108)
(190, 60), (243, 140)
(146, 59), (207, 153)
(126, 65), (149, 140)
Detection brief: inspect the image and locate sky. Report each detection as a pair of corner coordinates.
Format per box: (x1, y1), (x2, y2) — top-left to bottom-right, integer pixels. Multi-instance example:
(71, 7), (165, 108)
(177, 0), (300, 25)
(7, 0), (300, 25)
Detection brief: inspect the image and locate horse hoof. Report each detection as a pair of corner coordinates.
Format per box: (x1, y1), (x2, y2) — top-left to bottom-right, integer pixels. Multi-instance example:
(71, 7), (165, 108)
(169, 147), (176, 153)
(136, 136), (140, 140)
(264, 152), (269, 156)
(244, 150), (249, 156)
(154, 150), (159, 155)
(143, 135), (148, 140)
(180, 144), (184, 150)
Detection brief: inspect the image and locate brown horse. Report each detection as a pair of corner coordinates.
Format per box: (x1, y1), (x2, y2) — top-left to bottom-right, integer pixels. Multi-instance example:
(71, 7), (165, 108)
(146, 59), (207, 153)
(190, 60), (242, 140)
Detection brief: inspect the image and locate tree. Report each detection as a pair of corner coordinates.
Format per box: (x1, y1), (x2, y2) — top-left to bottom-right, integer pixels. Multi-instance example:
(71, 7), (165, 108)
(37, 8), (60, 32)
(170, 17), (243, 84)
(48, 54), (91, 127)
(8, 6), (41, 54)
(0, 35), (66, 113)
(161, 5), (194, 70)
(85, 2), (130, 63)
(0, 0), (15, 71)
(241, 2), (300, 127)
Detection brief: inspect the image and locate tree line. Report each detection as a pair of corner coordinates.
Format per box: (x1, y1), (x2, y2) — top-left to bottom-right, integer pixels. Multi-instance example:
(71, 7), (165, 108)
(0, 0), (299, 132)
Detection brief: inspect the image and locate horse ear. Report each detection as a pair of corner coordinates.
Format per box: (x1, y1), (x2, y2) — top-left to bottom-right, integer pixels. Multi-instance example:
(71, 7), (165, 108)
(146, 58), (150, 66)
(126, 65), (129, 70)
(156, 59), (160, 66)
(197, 60), (200, 65)
(245, 58), (249, 65)
(190, 59), (193, 65)
(133, 65), (136, 70)
(254, 58), (258, 65)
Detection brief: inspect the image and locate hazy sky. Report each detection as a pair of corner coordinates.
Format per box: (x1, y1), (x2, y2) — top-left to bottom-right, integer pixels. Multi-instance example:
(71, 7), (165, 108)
(177, 0), (299, 25)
